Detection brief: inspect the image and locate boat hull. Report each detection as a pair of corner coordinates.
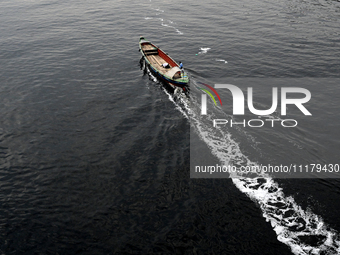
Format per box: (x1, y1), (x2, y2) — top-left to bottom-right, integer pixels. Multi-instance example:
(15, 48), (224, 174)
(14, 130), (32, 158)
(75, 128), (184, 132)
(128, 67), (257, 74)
(139, 37), (189, 89)
(146, 61), (187, 87)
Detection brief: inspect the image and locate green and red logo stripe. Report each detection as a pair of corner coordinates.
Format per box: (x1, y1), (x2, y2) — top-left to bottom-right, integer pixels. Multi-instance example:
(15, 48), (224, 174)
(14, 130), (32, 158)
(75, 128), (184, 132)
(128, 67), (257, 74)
(199, 82), (223, 106)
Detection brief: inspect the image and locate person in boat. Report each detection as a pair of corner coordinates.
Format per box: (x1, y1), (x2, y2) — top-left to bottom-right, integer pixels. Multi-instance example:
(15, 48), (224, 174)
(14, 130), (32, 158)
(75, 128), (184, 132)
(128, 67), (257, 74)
(162, 62), (170, 68)
(179, 62), (183, 69)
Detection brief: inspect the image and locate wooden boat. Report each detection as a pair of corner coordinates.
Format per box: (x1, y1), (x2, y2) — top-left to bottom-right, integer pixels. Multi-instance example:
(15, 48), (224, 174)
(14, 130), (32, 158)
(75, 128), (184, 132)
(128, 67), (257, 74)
(139, 37), (189, 90)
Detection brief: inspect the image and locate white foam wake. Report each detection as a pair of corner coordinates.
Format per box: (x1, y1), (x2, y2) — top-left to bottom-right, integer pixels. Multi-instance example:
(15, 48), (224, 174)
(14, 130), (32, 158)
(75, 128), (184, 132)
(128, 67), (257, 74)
(232, 175), (340, 255)
(161, 21), (183, 35)
(172, 81), (340, 255)
(198, 47), (211, 54)
(216, 58), (228, 63)
(141, 51), (340, 254)
(144, 4), (184, 35)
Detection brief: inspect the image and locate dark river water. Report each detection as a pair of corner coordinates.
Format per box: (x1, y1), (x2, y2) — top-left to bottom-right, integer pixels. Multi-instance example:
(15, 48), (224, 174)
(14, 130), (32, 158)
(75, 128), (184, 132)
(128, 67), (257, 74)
(1, 0), (340, 254)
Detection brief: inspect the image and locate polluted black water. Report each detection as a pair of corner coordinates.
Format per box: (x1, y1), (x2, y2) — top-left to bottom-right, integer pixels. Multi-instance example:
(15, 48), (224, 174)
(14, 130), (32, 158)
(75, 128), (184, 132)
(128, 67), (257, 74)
(1, 0), (340, 254)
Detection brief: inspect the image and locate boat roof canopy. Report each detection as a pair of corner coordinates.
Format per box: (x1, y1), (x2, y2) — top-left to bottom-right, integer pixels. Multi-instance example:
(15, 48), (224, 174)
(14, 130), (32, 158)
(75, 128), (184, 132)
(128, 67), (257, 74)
(165, 67), (181, 78)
